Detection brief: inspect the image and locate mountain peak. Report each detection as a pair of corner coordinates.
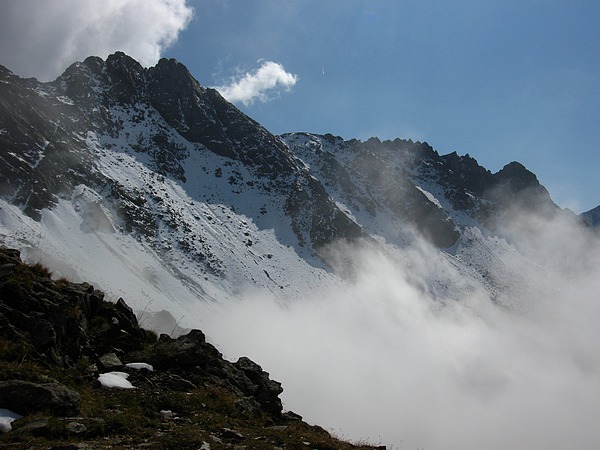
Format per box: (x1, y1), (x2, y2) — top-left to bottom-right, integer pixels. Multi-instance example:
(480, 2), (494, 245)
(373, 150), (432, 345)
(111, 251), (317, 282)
(494, 161), (541, 191)
(0, 51), (589, 296)
(0, 53), (366, 258)
(106, 50), (142, 66)
(582, 205), (600, 228)
(150, 56), (200, 94)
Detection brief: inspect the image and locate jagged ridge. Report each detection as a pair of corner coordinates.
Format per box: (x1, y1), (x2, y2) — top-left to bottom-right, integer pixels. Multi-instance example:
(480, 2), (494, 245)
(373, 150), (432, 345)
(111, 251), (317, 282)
(0, 51), (593, 311)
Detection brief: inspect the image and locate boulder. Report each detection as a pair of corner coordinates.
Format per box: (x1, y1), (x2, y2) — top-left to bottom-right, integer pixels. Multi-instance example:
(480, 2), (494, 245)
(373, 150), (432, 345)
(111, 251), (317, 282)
(12, 417), (50, 436)
(234, 357), (283, 417)
(151, 329), (221, 369)
(98, 352), (123, 370)
(0, 380), (80, 416)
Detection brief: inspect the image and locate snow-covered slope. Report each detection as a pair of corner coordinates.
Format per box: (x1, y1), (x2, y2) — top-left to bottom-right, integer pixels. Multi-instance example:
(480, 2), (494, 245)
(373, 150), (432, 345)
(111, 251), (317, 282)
(280, 132), (586, 309)
(0, 51), (593, 324)
(2, 53), (600, 449)
(0, 52), (356, 315)
(0, 128), (340, 315)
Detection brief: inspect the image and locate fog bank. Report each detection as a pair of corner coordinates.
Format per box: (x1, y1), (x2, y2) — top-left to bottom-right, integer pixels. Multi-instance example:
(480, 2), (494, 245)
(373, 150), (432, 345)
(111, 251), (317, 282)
(193, 220), (600, 449)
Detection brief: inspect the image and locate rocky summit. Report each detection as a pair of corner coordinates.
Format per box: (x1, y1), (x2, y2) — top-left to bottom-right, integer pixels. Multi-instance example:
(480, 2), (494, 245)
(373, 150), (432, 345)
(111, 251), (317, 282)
(0, 51), (572, 249)
(0, 52), (362, 248)
(0, 51), (594, 311)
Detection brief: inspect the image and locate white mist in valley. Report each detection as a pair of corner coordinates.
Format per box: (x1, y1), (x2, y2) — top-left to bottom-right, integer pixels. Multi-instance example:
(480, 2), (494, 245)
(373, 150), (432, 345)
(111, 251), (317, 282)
(3, 182), (599, 448)
(193, 213), (600, 450)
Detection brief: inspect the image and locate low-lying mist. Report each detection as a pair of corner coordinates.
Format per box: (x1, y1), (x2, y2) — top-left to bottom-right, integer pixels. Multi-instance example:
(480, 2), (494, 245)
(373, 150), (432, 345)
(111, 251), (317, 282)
(191, 213), (600, 450)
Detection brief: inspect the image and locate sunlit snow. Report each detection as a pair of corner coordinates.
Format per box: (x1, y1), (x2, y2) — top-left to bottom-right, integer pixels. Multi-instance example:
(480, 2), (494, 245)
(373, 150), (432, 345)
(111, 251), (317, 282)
(125, 362), (154, 371)
(98, 372), (135, 389)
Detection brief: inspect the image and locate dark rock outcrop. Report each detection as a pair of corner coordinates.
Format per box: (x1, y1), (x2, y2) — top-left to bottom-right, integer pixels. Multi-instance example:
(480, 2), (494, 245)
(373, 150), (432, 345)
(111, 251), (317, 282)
(0, 248), (155, 367)
(487, 161), (554, 212)
(234, 356), (284, 417)
(282, 132), (566, 247)
(145, 329), (284, 417)
(582, 205), (600, 228)
(0, 380), (80, 416)
(284, 133), (461, 248)
(0, 247), (284, 419)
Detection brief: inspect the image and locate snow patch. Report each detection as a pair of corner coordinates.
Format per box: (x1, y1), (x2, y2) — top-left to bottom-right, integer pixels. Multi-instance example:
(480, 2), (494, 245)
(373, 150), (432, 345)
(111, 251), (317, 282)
(416, 185), (443, 208)
(125, 362), (154, 371)
(56, 95), (74, 105)
(98, 372), (135, 389)
(0, 409), (22, 432)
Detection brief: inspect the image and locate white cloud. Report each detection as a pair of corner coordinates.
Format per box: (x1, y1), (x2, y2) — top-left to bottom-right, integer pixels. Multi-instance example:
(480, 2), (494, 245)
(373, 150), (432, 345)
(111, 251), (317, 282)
(0, 0), (193, 81)
(214, 61), (299, 106)
(191, 213), (600, 450)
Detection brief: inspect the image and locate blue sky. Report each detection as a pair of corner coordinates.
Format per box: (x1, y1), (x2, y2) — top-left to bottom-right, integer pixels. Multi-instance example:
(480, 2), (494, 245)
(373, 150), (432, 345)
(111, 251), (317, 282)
(166, 1), (600, 213)
(2, 0), (599, 212)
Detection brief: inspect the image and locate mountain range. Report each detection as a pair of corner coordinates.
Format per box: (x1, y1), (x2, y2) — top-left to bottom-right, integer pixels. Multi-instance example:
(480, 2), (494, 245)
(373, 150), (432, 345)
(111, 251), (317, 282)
(1, 52), (600, 449)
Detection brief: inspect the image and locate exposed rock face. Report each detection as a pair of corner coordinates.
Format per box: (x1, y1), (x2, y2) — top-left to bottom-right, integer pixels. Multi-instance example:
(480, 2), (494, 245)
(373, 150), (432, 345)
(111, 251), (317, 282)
(0, 380), (80, 416)
(282, 132), (568, 248)
(0, 66), (100, 220)
(146, 329), (283, 417)
(582, 205), (600, 228)
(485, 161), (555, 218)
(0, 248), (154, 367)
(5, 51), (565, 261)
(0, 253), (90, 366)
(283, 134), (460, 248)
(0, 52), (364, 255)
(234, 356), (284, 417)
(0, 247), (284, 419)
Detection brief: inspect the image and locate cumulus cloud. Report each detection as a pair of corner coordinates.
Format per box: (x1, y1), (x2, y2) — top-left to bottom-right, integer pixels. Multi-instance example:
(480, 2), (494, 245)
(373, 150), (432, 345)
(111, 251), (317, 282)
(214, 60), (299, 105)
(0, 0), (193, 81)
(191, 213), (600, 450)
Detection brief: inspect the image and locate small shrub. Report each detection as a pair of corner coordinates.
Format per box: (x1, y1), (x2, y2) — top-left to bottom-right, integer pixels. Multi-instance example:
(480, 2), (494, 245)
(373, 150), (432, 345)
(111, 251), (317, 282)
(0, 338), (34, 364)
(29, 262), (52, 278)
